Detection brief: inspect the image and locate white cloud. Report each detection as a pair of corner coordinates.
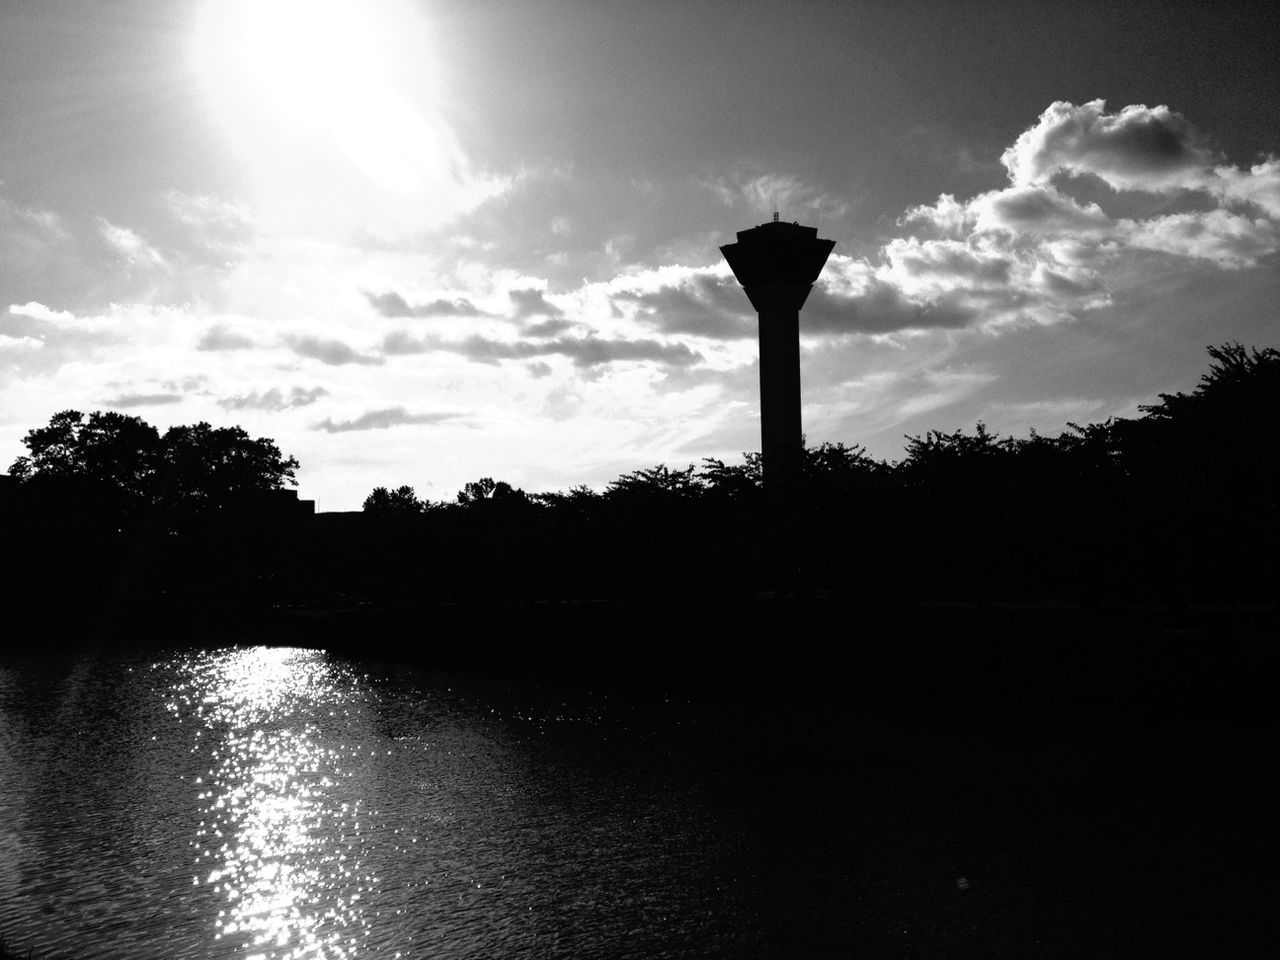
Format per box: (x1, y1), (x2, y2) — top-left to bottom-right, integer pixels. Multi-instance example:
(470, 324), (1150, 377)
(1211, 160), (1280, 219)
(708, 170), (848, 222)
(0, 334), (43, 350)
(1001, 99), (1217, 191)
(98, 219), (166, 267)
(8, 301), (76, 323)
(1125, 209), (1278, 267)
(853, 101), (1280, 330)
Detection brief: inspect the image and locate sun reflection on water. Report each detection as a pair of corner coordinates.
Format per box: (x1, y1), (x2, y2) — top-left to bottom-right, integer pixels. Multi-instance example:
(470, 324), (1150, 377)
(168, 647), (377, 960)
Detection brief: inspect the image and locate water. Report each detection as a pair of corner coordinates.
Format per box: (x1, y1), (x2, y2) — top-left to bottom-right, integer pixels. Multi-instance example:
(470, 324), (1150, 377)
(0, 643), (1266, 957)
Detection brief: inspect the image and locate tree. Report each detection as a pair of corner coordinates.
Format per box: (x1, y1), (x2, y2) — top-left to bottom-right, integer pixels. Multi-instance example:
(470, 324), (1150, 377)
(363, 485), (426, 516)
(8, 410), (299, 519)
(457, 477), (524, 505)
(157, 422), (298, 515)
(607, 463), (702, 499)
(9, 410), (161, 501)
(699, 454), (762, 501)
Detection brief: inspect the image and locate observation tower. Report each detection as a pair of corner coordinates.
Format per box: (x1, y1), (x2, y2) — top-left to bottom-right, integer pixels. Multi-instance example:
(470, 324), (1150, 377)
(721, 214), (835, 486)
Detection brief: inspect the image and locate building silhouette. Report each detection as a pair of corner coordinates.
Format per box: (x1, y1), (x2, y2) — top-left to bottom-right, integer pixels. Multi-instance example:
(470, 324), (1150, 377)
(721, 215), (835, 485)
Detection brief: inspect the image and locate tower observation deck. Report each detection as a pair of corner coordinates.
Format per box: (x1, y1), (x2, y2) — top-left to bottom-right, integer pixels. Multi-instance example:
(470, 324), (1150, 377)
(721, 217), (835, 486)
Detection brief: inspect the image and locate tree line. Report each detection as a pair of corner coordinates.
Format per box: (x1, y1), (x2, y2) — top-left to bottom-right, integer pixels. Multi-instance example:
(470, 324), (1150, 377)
(3, 342), (1276, 627)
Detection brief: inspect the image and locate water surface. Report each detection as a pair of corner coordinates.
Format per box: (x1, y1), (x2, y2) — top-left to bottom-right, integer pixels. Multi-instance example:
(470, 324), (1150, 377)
(0, 643), (1261, 958)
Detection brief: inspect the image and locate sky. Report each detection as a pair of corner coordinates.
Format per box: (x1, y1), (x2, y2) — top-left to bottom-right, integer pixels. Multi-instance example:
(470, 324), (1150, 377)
(2, 0), (1278, 509)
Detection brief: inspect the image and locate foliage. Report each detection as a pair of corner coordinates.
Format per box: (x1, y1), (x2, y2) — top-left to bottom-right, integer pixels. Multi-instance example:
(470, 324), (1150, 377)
(9, 410), (161, 502)
(363, 485), (426, 516)
(5, 343), (1277, 612)
(8, 410), (298, 519)
(456, 476), (525, 505)
(607, 463), (701, 499)
(159, 422), (298, 511)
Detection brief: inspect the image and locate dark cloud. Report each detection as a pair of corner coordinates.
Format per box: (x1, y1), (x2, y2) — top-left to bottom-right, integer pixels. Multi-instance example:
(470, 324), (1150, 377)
(509, 288), (562, 318)
(314, 407), (463, 433)
(103, 392), (182, 408)
(980, 186), (1111, 235)
(527, 361), (553, 378)
(286, 335), (383, 366)
(197, 325), (255, 351)
(219, 385), (330, 411)
(804, 281), (975, 334)
(1039, 267), (1103, 298)
(364, 291), (483, 318)
(454, 333), (700, 368)
(380, 329), (701, 368)
(613, 273), (754, 339)
(891, 242), (1013, 285)
(523, 318), (576, 337)
(382, 329), (430, 355)
(162, 375), (209, 393)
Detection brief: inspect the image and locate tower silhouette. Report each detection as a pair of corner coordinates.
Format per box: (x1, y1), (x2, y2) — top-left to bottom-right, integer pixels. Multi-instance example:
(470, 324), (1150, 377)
(721, 216), (835, 486)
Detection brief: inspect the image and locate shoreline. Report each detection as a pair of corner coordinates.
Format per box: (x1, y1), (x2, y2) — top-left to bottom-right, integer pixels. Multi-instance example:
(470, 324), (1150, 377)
(10, 597), (1276, 739)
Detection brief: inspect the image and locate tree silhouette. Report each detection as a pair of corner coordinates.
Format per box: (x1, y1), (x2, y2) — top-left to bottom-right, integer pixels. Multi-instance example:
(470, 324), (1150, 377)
(9, 410), (161, 505)
(607, 463), (701, 499)
(363, 485), (426, 515)
(158, 422), (298, 516)
(4, 341), (1275, 616)
(457, 477), (524, 505)
(9, 410), (298, 528)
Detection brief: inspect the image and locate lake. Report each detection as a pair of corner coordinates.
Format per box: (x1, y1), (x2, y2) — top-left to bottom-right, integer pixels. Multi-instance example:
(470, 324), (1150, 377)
(0, 640), (1270, 958)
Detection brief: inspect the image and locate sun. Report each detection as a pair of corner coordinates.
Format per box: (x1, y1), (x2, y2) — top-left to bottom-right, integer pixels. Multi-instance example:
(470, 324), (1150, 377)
(234, 0), (387, 127)
(191, 0), (463, 205)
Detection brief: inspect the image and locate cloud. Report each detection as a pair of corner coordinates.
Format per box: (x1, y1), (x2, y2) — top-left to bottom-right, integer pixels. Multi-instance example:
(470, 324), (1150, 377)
(1, 198), (69, 291)
(7, 301), (75, 324)
(381, 329), (431, 355)
(286, 334), (383, 366)
(509, 288), (563, 318)
(1212, 160), (1280, 219)
(1124, 209), (1278, 267)
(103, 392), (183, 408)
(0, 333), (44, 350)
(709, 170), (849, 221)
(164, 191), (252, 241)
(970, 185), (1113, 236)
(851, 101), (1280, 329)
(364, 291), (483, 318)
(98, 218), (167, 267)
(612, 272), (755, 340)
(543, 336), (700, 368)
(162, 375), (209, 394)
(197, 324), (256, 351)
(804, 279), (976, 334)
(313, 407), (463, 433)
(380, 330), (702, 368)
(1002, 100), (1218, 191)
(522, 318), (576, 337)
(884, 238), (1014, 287)
(1, 301), (125, 377)
(219, 386), (330, 411)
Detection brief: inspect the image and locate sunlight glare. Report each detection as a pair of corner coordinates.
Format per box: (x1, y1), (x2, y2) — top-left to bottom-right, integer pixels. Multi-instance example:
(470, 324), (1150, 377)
(171, 647), (377, 960)
(192, 0), (477, 223)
